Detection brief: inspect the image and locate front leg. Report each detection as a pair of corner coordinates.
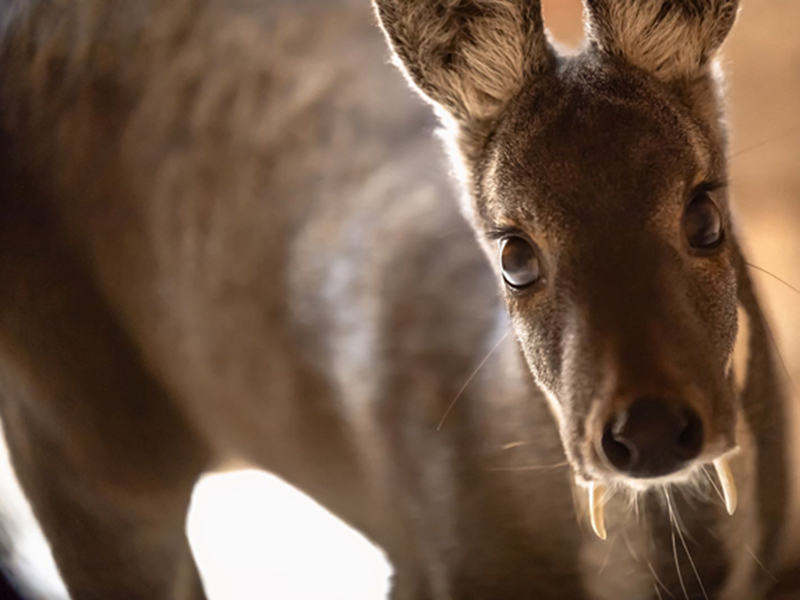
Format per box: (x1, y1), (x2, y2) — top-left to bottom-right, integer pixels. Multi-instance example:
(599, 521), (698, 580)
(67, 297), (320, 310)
(3, 411), (206, 600)
(0, 197), (210, 599)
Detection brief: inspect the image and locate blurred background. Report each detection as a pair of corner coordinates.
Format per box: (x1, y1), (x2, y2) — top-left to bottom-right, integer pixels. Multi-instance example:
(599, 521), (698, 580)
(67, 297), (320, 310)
(0, 0), (798, 598)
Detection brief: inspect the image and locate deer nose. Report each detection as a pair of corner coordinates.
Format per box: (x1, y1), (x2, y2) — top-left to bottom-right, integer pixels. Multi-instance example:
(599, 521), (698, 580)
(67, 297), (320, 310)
(601, 397), (703, 478)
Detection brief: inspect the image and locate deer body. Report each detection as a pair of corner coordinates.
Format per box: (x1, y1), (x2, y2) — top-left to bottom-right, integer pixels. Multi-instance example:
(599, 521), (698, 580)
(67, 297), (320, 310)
(0, 0), (796, 598)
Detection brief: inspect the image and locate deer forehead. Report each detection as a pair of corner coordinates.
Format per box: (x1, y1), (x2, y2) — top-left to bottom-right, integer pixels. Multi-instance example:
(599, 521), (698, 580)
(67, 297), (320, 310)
(478, 54), (721, 234)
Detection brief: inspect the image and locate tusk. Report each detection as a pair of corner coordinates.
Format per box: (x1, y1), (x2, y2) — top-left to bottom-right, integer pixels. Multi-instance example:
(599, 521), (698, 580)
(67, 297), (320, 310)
(589, 482), (607, 540)
(714, 457), (738, 515)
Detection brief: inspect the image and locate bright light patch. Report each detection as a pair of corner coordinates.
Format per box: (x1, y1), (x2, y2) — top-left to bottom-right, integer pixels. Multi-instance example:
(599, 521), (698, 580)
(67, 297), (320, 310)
(187, 469), (392, 600)
(2, 422), (391, 599)
(0, 430), (68, 600)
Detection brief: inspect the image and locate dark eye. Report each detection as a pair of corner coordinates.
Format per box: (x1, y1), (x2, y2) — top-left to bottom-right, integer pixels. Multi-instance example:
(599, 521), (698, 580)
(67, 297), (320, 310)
(683, 192), (724, 250)
(499, 236), (542, 288)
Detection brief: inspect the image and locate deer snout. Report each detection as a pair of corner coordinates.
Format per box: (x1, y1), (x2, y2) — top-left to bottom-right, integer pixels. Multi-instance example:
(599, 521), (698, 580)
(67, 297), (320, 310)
(600, 397), (703, 478)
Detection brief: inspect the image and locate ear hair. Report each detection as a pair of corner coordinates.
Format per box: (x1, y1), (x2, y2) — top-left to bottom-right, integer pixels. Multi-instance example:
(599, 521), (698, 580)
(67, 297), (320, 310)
(583, 0), (739, 82)
(372, 1), (552, 124)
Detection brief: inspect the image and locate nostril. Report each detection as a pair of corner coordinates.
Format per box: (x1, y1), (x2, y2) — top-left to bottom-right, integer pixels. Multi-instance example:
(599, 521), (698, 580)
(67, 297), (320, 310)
(601, 422), (635, 471)
(600, 397), (704, 478)
(677, 409), (703, 460)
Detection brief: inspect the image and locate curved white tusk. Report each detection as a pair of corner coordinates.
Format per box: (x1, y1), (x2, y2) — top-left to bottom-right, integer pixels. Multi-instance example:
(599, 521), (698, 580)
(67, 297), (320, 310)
(589, 482), (607, 540)
(714, 457), (738, 515)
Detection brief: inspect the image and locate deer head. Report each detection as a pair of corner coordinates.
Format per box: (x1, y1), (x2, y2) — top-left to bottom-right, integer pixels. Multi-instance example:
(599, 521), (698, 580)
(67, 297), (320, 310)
(373, 0), (742, 537)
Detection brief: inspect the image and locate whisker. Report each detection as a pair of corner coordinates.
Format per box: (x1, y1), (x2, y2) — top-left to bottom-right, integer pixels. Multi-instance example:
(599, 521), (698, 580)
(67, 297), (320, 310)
(485, 460), (568, 472)
(744, 544), (779, 583)
(622, 529), (641, 563)
(647, 558), (676, 600)
(667, 489), (709, 600)
(570, 479), (583, 528)
(746, 262), (800, 297)
(670, 518), (690, 600)
(436, 328), (510, 430)
(673, 486), (704, 550)
(598, 535), (616, 575)
(670, 487), (701, 545)
(666, 488), (690, 600)
(501, 441), (532, 450)
(666, 488), (688, 537)
(760, 307), (797, 390)
(741, 265), (798, 391)
(652, 581), (665, 600)
(730, 125), (800, 159)
(693, 466), (711, 497)
(638, 515), (678, 600)
(672, 477), (699, 511)
(701, 465), (726, 508)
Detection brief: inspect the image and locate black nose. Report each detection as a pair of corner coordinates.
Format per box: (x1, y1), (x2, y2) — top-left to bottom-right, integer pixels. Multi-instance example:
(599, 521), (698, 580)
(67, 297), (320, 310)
(601, 397), (703, 478)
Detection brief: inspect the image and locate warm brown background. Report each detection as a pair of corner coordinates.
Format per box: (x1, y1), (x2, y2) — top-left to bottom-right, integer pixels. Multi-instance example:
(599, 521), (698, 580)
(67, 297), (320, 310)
(543, 0), (800, 382)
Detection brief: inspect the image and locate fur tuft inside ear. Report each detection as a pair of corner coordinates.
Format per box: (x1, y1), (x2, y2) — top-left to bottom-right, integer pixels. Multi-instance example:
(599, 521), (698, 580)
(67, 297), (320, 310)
(583, 0), (739, 82)
(373, 0), (552, 124)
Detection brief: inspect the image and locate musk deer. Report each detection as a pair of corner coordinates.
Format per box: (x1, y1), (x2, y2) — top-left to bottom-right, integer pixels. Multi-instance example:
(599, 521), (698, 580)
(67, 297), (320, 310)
(0, 0), (798, 598)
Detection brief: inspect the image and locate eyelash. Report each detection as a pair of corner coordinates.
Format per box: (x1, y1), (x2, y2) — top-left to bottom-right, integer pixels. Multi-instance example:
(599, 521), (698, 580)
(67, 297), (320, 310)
(685, 181), (726, 206)
(486, 226), (525, 241)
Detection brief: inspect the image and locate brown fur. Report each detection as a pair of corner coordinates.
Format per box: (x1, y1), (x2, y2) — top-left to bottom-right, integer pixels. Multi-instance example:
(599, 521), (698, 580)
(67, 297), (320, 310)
(0, 0), (796, 598)
(584, 0), (738, 82)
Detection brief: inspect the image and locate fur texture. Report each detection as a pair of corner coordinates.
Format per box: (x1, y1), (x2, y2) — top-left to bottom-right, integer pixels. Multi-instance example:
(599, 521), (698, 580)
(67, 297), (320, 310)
(0, 0), (796, 598)
(584, 0), (739, 81)
(373, 0), (552, 123)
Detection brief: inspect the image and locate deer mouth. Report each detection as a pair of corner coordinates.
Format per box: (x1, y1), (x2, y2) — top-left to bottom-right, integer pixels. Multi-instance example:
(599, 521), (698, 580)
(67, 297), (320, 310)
(572, 383), (739, 539)
(582, 454), (738, 540)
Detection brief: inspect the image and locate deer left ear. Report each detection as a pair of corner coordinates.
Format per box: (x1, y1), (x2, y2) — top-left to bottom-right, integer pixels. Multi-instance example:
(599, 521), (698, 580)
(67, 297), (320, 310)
(372, 0), (554, 126)
(583, 0), (739, 83)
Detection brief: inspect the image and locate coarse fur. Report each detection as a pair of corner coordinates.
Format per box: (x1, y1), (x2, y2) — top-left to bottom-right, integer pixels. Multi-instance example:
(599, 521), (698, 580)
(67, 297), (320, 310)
(0, 0), (797, 599)
(584, 0), (738, 82)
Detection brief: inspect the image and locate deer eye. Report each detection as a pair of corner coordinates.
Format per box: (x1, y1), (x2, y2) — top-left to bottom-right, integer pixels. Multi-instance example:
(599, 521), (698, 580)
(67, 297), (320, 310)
(683, 192), (724, 250)
(500, 236), (542, 288)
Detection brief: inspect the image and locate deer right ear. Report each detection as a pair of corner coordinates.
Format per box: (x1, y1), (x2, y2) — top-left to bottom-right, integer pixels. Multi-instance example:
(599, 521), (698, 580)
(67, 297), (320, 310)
(583, 0), (739, 83)
(372, 1), (553, 126)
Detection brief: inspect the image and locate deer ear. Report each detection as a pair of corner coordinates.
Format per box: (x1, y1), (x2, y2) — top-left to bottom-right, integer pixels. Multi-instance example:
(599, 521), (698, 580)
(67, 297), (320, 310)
(583, 0), (739, 82)
(372, 1), (553, 124)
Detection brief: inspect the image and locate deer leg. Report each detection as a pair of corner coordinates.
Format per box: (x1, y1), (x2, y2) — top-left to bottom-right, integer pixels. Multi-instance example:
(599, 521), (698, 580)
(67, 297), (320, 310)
(0, 197), (211, 599)
(1, 398), (209, 600)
